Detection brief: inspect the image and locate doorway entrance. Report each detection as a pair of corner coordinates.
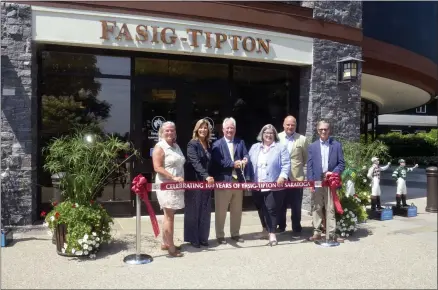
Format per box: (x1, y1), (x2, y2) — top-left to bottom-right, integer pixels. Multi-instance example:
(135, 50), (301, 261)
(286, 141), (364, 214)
(130, 56), (299, 214)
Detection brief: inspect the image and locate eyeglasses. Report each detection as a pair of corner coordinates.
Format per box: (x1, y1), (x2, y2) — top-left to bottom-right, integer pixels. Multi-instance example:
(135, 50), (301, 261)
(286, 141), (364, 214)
(318, 128), (329, 132)
(263, 131), (274, 135)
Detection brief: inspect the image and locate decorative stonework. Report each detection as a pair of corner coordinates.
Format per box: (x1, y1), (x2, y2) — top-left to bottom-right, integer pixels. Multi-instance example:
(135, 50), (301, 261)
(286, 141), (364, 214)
(299, 1), (363, 211)
(1, 2), (36, 226)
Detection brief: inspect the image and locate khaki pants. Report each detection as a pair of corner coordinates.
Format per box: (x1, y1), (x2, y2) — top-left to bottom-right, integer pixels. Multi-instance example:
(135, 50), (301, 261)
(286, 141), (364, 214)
(214, 187), (243, 239)
(312, 187), (335, 237)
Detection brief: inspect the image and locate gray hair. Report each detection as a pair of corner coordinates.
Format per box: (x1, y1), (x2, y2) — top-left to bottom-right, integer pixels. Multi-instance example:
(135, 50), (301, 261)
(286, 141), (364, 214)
(316, 120), (331, 130)
(158, 121), (177, 140)
(256, 124), (280, 142)
(222, 117), (236, 128)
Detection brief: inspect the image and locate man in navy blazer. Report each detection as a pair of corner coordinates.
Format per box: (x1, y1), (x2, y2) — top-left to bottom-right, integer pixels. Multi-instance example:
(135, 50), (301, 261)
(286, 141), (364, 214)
(211, 117), (249, 244)
(307, 120), (345, 243)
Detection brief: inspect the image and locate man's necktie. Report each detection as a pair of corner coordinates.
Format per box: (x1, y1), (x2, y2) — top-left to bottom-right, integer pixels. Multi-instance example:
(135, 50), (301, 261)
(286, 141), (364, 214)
(230, 142), (238, 179)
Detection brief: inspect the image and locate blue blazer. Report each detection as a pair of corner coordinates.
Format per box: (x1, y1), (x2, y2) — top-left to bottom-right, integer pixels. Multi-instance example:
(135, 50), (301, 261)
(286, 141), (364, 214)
(247, 142), (290, 182)
(211, 137), (249, 182)
(307, 138), (345, 181)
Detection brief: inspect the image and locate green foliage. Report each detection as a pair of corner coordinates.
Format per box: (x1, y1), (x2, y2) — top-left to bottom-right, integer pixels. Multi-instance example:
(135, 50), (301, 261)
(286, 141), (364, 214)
(41, 92), (110, 138)
(335, 140), (391, 229)
(340, 139), (391, 194)
(377, 129), (437, 160)
(43, 128), (135, 204)
(42, 127), (139, 257)
(44, 200), (113, 256)
(394, 156), (438, 167)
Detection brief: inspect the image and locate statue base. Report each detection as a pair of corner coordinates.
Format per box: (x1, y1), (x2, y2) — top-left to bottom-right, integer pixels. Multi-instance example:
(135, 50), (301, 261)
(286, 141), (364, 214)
(366, 207), (393, 221)
(392, 204), (417, 217)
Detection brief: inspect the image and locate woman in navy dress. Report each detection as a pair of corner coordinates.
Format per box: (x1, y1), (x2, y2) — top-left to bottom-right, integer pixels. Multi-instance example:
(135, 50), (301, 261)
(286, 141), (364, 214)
(184, 119), (215, 248)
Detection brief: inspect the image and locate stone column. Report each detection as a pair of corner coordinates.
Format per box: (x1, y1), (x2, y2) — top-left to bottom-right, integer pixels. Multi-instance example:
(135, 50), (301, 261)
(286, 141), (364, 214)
(299, 1), (363, 212)
(300, 1), (363, 141)
(1, 3), (36, 226)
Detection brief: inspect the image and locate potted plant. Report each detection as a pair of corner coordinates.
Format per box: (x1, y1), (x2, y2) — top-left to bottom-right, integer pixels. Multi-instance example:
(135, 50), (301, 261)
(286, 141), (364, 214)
(41, 128), (137, 258)
(335, 139), (391, 237)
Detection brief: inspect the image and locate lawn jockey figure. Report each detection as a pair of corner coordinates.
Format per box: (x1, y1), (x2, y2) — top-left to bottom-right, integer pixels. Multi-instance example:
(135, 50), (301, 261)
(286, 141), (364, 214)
(392, 159), (418, 208)
(367, 157), (391, 210)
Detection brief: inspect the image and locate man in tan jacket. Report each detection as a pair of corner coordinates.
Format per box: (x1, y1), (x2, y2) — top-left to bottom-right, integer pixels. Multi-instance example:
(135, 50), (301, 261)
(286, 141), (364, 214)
(277, 115), (309, 235)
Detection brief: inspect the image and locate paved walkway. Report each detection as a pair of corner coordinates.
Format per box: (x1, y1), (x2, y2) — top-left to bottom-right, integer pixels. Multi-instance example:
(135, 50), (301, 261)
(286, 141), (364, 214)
(1, 178), (437, 289)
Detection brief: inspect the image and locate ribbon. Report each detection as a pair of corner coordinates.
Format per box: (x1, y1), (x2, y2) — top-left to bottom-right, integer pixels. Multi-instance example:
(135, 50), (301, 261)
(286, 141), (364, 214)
(148, 181), (318, 191)
(322, 173), (344, 215)
(131, 174), (160, 238)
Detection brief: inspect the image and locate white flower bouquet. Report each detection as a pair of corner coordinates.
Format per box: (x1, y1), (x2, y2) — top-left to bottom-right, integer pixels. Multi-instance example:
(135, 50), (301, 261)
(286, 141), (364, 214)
(336, 207), (358, 237)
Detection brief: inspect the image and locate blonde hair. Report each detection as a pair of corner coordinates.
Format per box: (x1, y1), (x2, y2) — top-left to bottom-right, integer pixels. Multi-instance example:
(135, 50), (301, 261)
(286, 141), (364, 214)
(192, 119), (212, 141)
(158, 121), (177, 142)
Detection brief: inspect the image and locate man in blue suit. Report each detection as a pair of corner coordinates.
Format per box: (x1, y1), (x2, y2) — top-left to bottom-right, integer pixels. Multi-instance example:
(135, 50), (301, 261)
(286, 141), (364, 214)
(307, 120), (345, 242)
(211, 117), (249, 244)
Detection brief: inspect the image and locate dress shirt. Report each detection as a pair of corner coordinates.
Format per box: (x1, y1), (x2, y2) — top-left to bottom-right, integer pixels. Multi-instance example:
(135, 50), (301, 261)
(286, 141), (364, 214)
(254, 143), (286, 192)
(224, 137), (234, 161)
(320, 139), (329, 173)
(285, 132), (295, 155)
(224, 137), (238, 178)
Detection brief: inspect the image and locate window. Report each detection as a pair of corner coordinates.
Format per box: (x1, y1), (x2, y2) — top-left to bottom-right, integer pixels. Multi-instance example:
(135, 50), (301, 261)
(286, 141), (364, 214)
(416, 105), (427, 114)
(39, 51), (132, 207)
(391, 130), (402, 133)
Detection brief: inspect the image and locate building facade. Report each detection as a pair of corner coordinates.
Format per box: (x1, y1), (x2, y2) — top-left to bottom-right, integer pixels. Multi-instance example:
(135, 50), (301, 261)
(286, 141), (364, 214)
(362, 1), (438, 135)
(1, 1), (437, 225)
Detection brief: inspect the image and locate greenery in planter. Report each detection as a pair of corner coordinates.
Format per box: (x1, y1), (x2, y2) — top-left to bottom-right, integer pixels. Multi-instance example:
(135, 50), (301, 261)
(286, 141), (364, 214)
(335, 139), (391, 236)
(42, 128), (137, 257)
(44, 200), (112, 257)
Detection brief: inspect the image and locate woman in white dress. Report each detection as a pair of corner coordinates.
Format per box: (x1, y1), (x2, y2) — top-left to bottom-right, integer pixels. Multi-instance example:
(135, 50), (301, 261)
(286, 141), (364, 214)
(152, 121), (185, 257)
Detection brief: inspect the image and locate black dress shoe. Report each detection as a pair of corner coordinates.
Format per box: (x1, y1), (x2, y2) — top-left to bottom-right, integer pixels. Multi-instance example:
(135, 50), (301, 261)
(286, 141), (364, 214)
(191, 242), (200, 248)
(200, 241), (209, 247)
(231, 236), (244, 243)
(217, 238), (227, 244)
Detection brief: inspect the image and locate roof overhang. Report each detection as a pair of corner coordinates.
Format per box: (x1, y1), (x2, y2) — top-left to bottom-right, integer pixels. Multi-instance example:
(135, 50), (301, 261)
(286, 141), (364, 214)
(361, 73), (431, 114)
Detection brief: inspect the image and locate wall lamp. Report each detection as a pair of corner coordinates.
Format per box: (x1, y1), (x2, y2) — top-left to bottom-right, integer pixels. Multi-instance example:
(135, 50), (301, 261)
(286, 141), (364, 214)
(337, 56), (364, 84)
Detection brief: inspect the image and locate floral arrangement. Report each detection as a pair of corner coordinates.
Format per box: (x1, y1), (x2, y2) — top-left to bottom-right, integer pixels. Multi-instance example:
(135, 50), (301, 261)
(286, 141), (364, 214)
(335, 194), (366, 237)
(42, 128), (137, 258)
(42, 200), (113, 258)
(335, 139), (391, 236)
(336, 208), (358, 238)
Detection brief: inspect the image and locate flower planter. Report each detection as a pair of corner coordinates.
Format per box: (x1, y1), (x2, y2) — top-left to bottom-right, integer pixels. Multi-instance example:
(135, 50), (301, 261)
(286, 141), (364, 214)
(55, 224), (88, 257)
(54, 223), (103, 258)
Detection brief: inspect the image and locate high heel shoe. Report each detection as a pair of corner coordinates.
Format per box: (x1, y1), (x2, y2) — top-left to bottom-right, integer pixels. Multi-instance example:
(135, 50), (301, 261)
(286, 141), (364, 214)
(168, 248), (184, 257)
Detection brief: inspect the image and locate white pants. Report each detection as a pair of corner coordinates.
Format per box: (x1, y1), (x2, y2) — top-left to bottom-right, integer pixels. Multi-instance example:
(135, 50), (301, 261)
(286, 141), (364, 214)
(345, 180), (355, 197)
(396, 178), (407, 195)
(371, 177), (381, 197)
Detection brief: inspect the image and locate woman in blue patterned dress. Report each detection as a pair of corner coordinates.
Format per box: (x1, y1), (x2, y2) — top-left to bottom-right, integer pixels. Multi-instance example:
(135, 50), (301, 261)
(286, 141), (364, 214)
(184, 119), (215, 248)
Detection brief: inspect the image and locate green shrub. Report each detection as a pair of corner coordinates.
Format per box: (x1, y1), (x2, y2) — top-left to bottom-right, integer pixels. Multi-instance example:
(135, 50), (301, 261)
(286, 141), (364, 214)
(377, 129), (437, 158)
(394, 156), (438, 167)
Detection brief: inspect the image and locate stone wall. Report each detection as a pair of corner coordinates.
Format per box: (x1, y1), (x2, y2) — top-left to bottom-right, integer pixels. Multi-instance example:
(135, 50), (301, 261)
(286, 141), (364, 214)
(1, 2), (36, 226)
(299, 1), (363, 141)
(299, 1), (363, 211)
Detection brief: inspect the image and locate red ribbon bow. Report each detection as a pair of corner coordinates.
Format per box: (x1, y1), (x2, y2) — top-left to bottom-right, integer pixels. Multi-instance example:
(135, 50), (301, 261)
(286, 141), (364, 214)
(132, 174), (160, 238)
(322, 173), (344, 215)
